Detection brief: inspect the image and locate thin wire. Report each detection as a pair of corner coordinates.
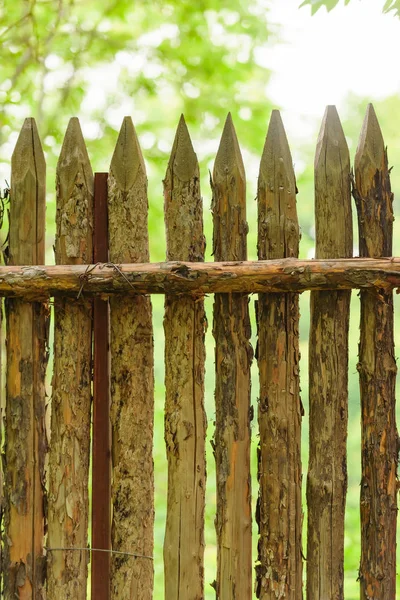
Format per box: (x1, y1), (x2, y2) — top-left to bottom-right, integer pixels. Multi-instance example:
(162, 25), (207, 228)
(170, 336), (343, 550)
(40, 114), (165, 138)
(45, 546), (153, 560)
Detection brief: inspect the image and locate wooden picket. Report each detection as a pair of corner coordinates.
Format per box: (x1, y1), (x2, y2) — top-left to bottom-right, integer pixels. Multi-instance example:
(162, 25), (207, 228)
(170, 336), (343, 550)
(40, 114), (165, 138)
(3, 118), (48, 598)
(0, 104), (398, 600)
(307, 106), (352, 599)
(353, 104), (397, 599)
(47, 117), (94, 599)
(212, 114), (253, 599)
(108, 117), (154, 600)
(163, 116), (207, 599)
(256, 110), (302, 599)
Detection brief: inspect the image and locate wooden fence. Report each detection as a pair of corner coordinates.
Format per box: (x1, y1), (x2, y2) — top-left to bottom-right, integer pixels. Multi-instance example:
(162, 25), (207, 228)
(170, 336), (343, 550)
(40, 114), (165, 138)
(0, 104), (398, 600)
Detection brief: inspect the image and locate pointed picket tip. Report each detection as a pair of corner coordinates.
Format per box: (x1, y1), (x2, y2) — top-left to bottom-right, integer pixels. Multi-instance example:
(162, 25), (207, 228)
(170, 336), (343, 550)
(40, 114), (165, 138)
(314, 105), (352, 259)
(55, 118), (93, 264)
(110, 116), (146, 192)
(167, 114), (198, 182)
(314, 105), (348, 171)
(57, 117), (92, 178)
(259, 110), (294, 184)
(11, 118), (45, 183)
(10, 118), (46, 264)
(214, 112), (245, 181)
(355, 103), (385, 174)
(58, 117), (89, 160)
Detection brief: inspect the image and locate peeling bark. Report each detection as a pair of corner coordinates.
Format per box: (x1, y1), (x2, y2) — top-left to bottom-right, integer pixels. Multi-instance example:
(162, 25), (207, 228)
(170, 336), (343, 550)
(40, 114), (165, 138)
(47, 299), (92, 598)
(109, 295), (154, 600)
(307, 290), (350, 599)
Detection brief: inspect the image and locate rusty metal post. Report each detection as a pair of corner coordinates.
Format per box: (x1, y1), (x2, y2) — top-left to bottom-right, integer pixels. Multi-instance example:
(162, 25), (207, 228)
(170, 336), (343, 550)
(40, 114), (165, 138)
(92, 172), (111, 600)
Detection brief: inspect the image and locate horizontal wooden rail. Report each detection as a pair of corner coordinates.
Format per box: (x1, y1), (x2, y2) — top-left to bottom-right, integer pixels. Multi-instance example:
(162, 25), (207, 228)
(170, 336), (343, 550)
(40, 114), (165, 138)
(1, 258), (400, 297)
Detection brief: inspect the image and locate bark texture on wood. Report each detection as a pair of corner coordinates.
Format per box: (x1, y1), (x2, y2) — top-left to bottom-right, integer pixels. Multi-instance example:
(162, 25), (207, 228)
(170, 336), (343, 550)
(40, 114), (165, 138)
(212, 114), (252, 600)
(353, 104), (398, 600)
(4, 258), (400, 298)
(163, 116), (207, 600)
(4, 118), (48, 600)
(47, 118), (93, 600)
(307, 106), (352, 600)
(255, 110), (303, 600)
(108, 117), (154, 600)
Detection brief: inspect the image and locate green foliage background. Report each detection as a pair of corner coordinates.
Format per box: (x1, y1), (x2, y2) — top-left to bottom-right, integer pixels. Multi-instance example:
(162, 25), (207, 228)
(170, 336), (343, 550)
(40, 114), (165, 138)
(0, 1), (399, 598)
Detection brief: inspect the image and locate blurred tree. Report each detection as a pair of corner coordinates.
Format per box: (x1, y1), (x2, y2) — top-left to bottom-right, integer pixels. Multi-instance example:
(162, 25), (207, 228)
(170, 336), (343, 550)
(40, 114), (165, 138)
(0, 0), (276, 258)
(0, 0), (274, 159)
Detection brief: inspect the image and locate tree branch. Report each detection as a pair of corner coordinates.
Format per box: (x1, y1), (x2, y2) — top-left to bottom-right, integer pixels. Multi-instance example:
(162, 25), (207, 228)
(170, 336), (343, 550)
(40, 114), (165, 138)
(1, 258), (400, 299)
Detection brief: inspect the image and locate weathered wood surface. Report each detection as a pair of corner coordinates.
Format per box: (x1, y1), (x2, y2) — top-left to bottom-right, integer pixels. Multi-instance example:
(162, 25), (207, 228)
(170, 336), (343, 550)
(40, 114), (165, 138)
(306, 106), (352, 600)
(47, 118), (93, 600)
(163, 116), (207, 599)
(3, 118), (48, 599)
(255, 111), (302, 599)
(1, 257), (400, 297)
(353, 104), (398, 600)
(212, 114), (253, 599)
(108, 117), (154, 600)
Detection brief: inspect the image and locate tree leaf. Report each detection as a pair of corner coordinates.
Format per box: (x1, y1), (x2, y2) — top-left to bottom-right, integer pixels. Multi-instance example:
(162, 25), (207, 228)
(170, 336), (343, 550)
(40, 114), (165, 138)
(299, 0), (341, 14)
(300, 0), (400, 17)
(383, 0), (400, 16)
